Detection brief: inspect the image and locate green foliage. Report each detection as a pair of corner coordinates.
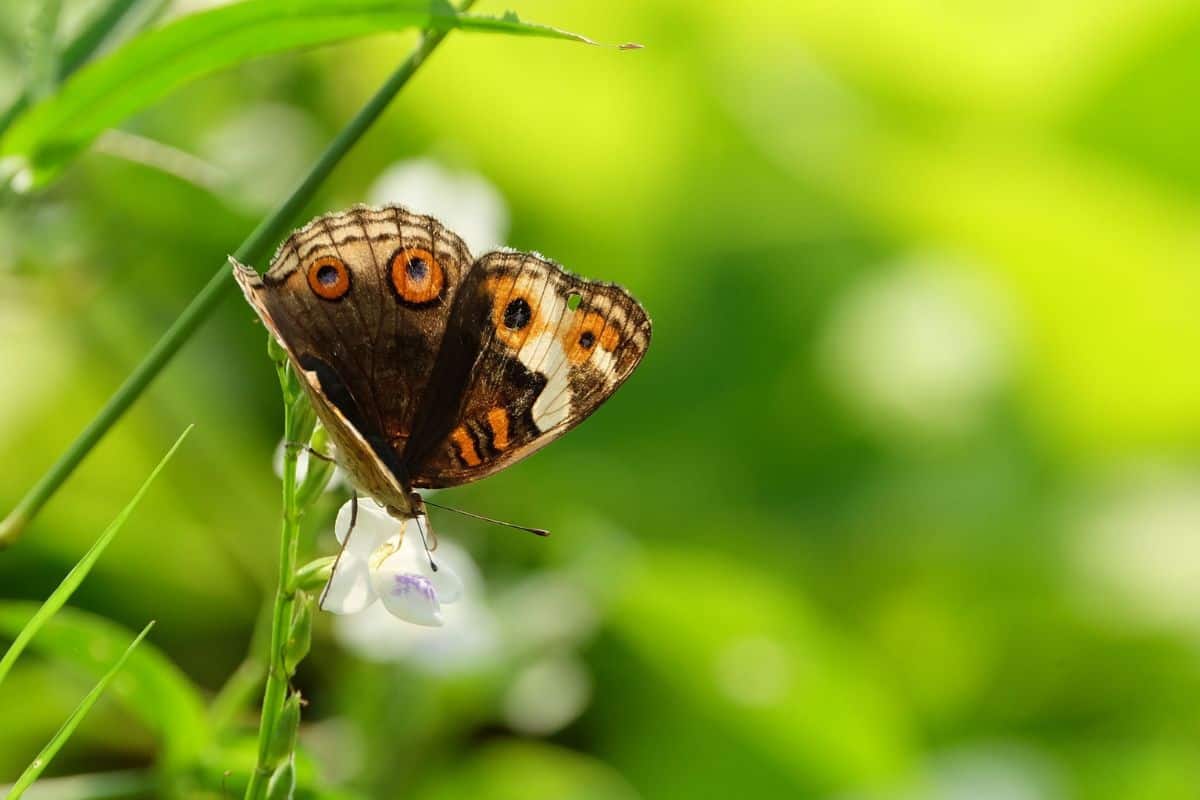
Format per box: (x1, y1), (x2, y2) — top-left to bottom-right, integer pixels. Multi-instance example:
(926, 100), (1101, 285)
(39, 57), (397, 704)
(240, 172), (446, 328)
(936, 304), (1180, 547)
(0, 0), (596, 189)
(0, 426), (191, 689)
(4, 1), (1200, 799)
(4, 621), (153, 799)
(0, 605), (209, 769)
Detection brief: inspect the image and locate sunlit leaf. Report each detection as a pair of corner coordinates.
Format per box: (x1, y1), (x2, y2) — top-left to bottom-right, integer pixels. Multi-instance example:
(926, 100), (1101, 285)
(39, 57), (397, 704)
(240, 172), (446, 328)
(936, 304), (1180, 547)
(0, 0), (601, 189)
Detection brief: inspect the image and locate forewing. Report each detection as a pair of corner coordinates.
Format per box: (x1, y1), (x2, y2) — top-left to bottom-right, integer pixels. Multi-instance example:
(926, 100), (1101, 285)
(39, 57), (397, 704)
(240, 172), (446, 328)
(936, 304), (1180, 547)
(233, 205), (473, 506)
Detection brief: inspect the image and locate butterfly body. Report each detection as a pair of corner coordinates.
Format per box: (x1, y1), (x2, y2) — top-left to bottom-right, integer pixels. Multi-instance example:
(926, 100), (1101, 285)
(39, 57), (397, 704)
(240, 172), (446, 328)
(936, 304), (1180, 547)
(234, 205), (650, 518)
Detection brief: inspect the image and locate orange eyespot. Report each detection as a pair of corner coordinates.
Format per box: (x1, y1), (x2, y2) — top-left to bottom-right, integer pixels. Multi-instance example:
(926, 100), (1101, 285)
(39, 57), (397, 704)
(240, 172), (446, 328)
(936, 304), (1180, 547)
(565, 310), (620, 364)
(494, 294), (538, 348)
(306, 256), (350, 300)
(389, 247), (444, 306)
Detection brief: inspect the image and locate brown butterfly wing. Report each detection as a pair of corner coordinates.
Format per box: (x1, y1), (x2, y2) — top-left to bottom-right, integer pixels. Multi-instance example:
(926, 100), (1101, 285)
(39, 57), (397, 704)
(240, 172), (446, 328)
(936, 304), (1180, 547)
(402, 250), (651, 488)
(233, 205), (473, 511)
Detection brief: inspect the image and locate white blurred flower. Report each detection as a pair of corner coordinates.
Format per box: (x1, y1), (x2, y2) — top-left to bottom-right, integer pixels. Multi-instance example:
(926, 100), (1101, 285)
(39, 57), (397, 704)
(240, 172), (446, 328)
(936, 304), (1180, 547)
(821, 255), (1016, 439)
(834, 743), (1064, 800)
(272, 436), (346, 491)
(322, 498), (462, 628)
(201, 103), (321, 211)
(368, 158), (508, 254)
(502, 654), (592, 736)
(1073, 465), (1200, 631)
(495, 571), (599, 652)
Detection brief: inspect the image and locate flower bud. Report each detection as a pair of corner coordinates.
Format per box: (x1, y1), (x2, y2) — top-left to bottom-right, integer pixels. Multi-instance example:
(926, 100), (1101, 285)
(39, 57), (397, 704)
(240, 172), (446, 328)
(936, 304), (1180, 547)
(284, 596), (313, 674)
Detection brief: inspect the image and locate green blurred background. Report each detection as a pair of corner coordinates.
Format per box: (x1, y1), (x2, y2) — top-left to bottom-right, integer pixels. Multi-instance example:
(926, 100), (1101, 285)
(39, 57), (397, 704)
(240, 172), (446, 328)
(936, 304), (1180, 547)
(4, 1), (1200, 798)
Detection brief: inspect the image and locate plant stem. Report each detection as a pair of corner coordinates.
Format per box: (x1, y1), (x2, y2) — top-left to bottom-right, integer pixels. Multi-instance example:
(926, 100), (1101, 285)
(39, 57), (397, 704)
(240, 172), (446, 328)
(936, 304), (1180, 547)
(0, 1), (476, 549)
(244, 373), (303, 800)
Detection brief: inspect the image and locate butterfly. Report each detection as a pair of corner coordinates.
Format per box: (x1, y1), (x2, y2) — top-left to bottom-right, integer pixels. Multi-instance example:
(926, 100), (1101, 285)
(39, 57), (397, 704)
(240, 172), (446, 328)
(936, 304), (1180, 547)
(232, 205), (651, 520)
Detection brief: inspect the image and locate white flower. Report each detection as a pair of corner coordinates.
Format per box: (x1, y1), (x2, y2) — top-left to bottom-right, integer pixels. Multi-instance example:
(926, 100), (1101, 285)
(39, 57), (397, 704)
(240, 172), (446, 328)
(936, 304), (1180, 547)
(333, 533), (502, 671)
(367, 158), (509, 254)
(321, 498), (462, 627)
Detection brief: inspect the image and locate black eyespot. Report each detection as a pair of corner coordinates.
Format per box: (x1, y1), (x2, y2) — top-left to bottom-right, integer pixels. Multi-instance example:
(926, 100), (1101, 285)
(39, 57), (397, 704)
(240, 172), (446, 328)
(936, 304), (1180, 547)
(316, 264), (340, 286)
(503, 298), (532, 330)
(406, 257), (428, 281)
(579, 331), (595, 349)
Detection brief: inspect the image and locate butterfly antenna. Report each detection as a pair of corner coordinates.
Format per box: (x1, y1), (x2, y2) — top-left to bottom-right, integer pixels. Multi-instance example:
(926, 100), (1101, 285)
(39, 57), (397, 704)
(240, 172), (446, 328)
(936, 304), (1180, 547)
(424, 500), (550, 537)
(414, 513), (439, 572)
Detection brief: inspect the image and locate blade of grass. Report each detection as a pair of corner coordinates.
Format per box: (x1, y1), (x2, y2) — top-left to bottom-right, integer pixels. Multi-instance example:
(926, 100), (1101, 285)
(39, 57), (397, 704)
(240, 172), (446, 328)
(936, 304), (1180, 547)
(0, 0), (601, 189)
(59, 0), (143, 77)
(0, 0), (621, 548)
(0, 604), (209, 769)
(4, 621), (155, 800)
(0, 425), (191, 685)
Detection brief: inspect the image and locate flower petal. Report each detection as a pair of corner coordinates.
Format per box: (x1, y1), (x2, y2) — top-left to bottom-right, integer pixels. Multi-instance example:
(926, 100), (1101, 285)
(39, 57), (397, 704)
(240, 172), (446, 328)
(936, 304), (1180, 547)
(371, 557), (443, 627)
(321, 498), (400, 615)
(334, 497), (396, 556)
(429, 560), (463, 604)
(394, 518), (463, 604)
(320, 550), (375, 615)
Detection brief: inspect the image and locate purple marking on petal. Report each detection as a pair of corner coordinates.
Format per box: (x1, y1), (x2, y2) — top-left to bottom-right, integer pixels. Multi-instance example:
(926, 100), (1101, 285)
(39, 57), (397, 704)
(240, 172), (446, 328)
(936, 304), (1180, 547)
(392, 573), (437, 603)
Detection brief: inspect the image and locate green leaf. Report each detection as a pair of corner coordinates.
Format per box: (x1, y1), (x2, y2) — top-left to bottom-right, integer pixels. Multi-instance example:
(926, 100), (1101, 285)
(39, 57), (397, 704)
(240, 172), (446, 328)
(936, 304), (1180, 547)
(0, 605), (209, 769)
(0, 425), (192, 689)
(4, 621), (154, 800)
(0, 0), (600, 189)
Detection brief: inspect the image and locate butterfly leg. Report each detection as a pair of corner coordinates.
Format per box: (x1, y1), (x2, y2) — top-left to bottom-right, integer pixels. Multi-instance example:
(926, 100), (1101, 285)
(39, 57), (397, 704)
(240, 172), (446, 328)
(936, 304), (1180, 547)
(318, 490), (358, 610)
(283, 441), (336, 463)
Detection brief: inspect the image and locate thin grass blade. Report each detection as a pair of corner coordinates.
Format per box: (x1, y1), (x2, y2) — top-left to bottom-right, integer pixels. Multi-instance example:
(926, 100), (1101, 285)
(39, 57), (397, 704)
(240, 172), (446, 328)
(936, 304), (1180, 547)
(0, 425), (192, 687)
(0, 604), (209, 769)
(3, 621), (155, 800)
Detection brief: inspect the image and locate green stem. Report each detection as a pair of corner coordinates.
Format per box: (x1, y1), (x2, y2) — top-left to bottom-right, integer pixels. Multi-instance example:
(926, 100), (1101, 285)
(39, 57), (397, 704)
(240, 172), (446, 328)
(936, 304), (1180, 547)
(58, 0), (143, 78)
(0, 2), (476, 549)
(245, 373), (303, 800)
